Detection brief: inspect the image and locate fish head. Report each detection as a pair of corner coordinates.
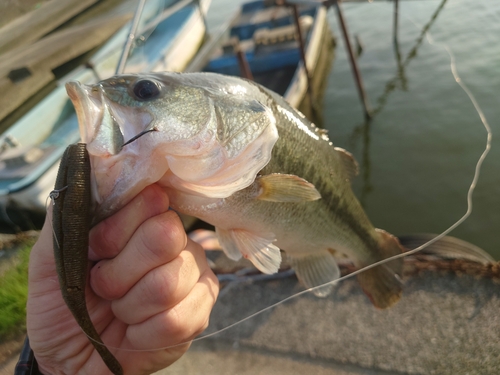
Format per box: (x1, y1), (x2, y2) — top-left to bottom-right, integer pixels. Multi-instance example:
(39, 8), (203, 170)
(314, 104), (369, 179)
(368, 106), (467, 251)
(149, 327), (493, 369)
(66, 72), (278, 222)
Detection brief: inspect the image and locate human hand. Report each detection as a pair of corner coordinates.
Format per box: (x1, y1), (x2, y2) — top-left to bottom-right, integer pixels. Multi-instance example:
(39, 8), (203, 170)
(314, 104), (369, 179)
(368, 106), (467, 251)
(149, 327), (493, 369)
(26, 184), (219, 375)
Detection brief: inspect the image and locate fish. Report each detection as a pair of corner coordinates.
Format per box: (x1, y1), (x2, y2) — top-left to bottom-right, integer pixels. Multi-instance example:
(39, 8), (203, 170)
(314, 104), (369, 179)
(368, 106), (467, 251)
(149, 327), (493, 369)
(66, 71), (404, 309)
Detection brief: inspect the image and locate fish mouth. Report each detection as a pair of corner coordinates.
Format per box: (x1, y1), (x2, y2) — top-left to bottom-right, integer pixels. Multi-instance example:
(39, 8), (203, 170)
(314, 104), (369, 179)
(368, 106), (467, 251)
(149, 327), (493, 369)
(66, 81), (102, 144)
(65, 80), (160, 222)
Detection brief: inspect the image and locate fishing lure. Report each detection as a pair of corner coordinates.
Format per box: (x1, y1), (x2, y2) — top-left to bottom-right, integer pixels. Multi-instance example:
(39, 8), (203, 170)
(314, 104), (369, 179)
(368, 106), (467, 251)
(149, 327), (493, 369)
(51, 143), (123, 375)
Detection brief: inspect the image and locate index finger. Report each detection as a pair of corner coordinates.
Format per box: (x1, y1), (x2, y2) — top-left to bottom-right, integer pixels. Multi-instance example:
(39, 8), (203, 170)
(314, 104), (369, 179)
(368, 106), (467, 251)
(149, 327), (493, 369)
(89, 184), (170, 260)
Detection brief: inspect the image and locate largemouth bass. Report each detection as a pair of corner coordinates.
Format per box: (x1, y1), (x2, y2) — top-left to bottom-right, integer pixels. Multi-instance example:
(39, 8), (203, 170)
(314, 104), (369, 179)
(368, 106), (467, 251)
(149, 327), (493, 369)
(66, 72), (404, 308)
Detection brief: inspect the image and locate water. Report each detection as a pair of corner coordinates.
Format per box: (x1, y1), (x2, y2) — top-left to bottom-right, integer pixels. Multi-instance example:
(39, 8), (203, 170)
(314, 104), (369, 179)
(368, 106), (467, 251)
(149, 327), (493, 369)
(206, 0), (500, 258)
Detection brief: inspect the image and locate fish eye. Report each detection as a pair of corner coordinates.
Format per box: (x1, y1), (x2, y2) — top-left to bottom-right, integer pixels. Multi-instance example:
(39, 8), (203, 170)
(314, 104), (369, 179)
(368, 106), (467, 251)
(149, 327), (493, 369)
(132, 79), (160, 100)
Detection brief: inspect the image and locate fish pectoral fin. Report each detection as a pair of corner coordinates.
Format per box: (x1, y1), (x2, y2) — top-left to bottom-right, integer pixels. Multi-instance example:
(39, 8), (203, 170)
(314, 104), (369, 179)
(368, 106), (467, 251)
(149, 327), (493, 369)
(256, 173), (321, 202)
(287, 252), (340, 297)
(334, 147), (358, 182)
(216, 227), (281, 274)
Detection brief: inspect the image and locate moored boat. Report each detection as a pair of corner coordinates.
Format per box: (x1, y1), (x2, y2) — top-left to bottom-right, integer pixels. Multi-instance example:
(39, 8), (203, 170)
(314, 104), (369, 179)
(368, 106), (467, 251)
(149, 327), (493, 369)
(0, 0), (211, 225)
(186, 0), (330, 108)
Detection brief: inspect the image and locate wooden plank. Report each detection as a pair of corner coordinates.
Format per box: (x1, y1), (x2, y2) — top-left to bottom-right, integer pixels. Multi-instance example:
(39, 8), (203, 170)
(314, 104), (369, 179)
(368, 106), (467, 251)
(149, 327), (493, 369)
(0, 13), (131, 123)
(0, 71), (54, 124)
(61, 0), (135, 28)
(0, 0), (99, 55)
(0, 14), (131, 75)
(0, 1), (50, 29)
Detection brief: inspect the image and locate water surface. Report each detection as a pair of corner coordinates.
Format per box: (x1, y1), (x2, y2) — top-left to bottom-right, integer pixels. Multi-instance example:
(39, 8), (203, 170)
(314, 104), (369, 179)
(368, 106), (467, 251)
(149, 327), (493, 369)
(206, 0), (500, 258)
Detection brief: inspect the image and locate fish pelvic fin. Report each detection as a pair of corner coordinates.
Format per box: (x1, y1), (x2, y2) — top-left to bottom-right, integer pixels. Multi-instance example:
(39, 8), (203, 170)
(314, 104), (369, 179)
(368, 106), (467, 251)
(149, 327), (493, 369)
(287, 252), (340, 297)
(357, 229), (404, 309)
(216, 227), (281, 274)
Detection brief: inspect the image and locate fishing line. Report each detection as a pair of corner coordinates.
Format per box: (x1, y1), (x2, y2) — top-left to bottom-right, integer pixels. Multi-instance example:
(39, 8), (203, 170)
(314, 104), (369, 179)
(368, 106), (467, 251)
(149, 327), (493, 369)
(84, 6), (492, 353)
(46, 188), (63, 250)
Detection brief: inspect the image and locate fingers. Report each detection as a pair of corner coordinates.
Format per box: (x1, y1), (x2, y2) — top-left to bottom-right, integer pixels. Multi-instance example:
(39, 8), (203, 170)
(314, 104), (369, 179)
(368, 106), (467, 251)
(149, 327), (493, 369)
(90, 210), (186, 300)
(126, 268), (219, 350)
(89, 184), (170, 260)
(89, 183), (220, 354)
(110, 239), (208, 324)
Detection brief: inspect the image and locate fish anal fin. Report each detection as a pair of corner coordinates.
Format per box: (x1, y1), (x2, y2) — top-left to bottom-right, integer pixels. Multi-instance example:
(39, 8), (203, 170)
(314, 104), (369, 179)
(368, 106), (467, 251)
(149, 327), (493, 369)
(375, 229), (405, 276)
(334, 147), (358, 182)
(256, 173), (321, 202)
(287, 252), (340, 297)
(218, 228), (281, 274)
(357, 229), (405, 309)
(357, 265), (402, 309)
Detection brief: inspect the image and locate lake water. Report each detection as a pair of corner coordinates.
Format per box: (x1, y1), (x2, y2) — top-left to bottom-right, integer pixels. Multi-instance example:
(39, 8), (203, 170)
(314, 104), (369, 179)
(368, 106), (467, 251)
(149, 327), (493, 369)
(206, 0), (500, 259)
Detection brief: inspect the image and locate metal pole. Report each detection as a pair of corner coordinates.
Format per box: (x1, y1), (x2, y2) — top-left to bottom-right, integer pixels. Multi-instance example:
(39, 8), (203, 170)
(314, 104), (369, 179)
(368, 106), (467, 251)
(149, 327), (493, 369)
(234, 41), (254, 80)
(393, 0), (399, 45)
(329, 0), (372, 120)
(291, 4), (314, 108)
(116, 0), (146, 75)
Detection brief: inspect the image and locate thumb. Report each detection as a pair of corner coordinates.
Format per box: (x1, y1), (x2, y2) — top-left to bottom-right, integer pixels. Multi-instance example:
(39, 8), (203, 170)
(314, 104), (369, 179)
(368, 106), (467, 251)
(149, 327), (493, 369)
(28, 206), (59, 289)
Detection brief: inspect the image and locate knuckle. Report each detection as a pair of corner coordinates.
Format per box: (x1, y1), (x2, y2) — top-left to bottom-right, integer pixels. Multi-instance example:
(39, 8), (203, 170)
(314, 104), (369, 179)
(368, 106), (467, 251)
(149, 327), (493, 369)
(197, 317), (210, 336)
(143, 266), (176, 306)
(91, 262), (125, 300)
(162, 306), (189, 339)
(139, 211), (186, 262)
(142, 184), (170, 211)
(90, 219), (121, 258)
(203, 269), (220, 302)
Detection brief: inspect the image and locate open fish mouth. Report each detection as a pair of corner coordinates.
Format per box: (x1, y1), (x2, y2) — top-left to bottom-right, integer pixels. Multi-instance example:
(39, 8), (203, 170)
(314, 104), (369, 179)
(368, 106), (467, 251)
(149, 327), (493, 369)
(66, 81), (159, 221)
(66, 81), (102, 145)
(66, 81), (155, 156)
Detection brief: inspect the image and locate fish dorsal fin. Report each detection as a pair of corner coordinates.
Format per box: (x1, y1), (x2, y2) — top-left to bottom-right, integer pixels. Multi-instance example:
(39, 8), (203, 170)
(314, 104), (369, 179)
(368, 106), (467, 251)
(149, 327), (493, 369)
(287, 252), (340, 297)
(334, 147), (358, 182)
(256, 173), (321, 202)
(216, 227), (281, 274)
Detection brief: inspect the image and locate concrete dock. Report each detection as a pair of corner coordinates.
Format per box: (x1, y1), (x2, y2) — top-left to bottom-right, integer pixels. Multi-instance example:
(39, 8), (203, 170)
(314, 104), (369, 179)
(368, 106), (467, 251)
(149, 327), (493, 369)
(1, 264), (498, 374)
(157, 270), (500, 375)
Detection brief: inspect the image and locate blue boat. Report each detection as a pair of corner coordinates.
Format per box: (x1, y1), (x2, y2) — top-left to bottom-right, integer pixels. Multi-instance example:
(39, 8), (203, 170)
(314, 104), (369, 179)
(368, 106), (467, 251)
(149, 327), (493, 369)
(187, 0), (329, 108)
(0, 0), (210, 221)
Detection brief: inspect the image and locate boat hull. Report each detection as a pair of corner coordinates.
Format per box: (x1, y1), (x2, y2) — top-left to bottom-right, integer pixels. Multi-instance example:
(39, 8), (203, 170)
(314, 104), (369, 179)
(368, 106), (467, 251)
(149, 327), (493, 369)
(0, 0), (211, 221)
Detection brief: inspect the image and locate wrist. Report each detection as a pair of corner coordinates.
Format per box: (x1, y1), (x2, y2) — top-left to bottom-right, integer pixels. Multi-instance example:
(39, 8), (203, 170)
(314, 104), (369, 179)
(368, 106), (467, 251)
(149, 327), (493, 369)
(14, 336), (45, 375)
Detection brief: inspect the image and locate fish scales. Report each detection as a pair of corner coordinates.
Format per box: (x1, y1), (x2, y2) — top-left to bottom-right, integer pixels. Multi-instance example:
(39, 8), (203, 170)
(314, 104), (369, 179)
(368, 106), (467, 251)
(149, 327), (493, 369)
(220, 87), (378, 262)
(66, 72), (404, 308)
(265, 89), (378, 253)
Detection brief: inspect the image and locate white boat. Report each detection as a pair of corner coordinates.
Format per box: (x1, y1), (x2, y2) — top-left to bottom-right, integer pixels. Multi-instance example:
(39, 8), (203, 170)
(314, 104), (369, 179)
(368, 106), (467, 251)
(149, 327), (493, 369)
(0, 0), (210, 224)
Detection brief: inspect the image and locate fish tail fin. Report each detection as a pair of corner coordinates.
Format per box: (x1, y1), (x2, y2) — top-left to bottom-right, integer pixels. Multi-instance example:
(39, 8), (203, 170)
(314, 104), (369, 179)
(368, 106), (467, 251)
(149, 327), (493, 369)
(398, 233), (494, 264)
(357, 229), (404, 309)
